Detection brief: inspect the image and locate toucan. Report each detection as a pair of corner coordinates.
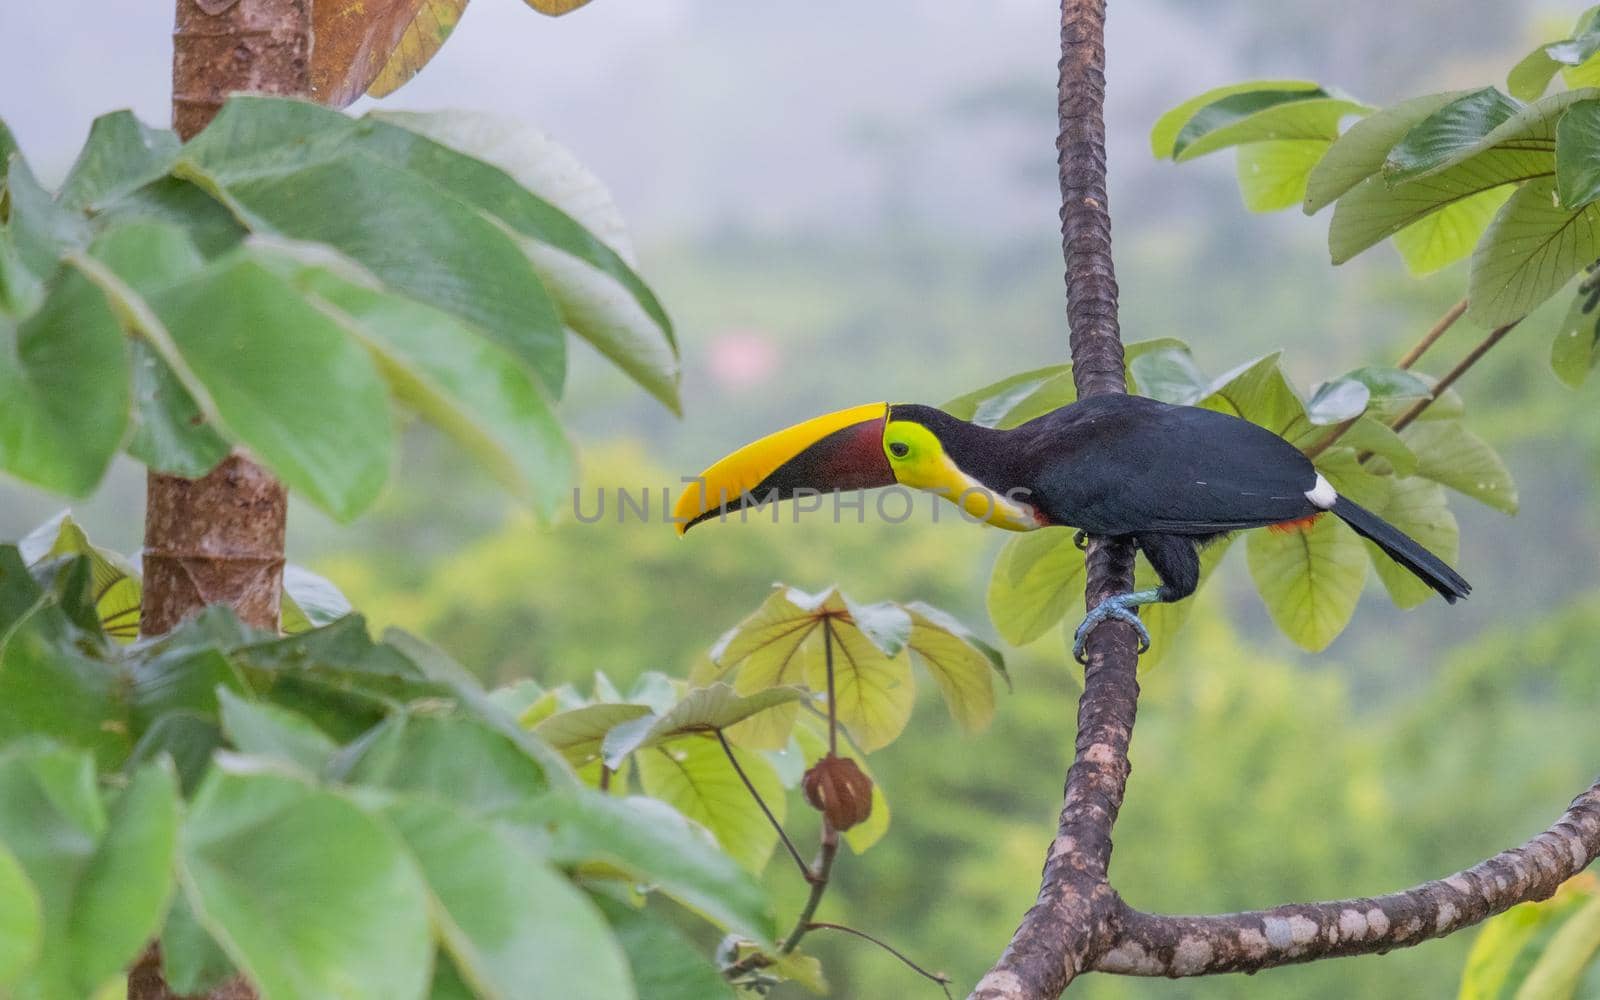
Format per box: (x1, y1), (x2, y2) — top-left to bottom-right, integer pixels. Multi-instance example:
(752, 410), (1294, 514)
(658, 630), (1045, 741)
(674, 395), (1470, 660)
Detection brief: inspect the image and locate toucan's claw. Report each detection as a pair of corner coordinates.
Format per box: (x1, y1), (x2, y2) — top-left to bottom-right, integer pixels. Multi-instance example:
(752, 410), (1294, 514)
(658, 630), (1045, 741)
(1073, 529), (1089, 551)
(1072, 593), (1153, 664)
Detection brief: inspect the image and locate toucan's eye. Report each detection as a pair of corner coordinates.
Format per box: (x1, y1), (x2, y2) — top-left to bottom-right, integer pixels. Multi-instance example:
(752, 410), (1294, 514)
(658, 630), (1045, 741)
(888, 441), (910, 459)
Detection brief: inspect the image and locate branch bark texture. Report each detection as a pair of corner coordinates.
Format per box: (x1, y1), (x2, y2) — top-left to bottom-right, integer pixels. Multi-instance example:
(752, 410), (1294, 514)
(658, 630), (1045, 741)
(967, 1), (1600, 998)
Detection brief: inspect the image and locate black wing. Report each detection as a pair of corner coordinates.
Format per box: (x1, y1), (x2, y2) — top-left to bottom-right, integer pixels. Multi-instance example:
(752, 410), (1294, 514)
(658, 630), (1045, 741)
(1015, 395), (1320, 535)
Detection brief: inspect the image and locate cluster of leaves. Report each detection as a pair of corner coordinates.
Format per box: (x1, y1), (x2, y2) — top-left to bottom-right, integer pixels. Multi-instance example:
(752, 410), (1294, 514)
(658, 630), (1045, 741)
(0, 95), (676, 520)
(2, 515), (1000, 996)
(1458, 872), (1600, 998)
(950, 339), (1515, 655)
(1152, 6), (1600, 387)
(0, 534), (792, 1000)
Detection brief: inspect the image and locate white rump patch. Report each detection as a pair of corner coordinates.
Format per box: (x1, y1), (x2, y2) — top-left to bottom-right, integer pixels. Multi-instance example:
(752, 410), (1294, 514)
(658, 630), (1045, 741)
(1305, 473), (1338, 509)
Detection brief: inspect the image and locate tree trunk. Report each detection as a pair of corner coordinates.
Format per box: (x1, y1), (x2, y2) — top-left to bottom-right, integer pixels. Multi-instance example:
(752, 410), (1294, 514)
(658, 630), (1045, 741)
(129, 2), (310, 995)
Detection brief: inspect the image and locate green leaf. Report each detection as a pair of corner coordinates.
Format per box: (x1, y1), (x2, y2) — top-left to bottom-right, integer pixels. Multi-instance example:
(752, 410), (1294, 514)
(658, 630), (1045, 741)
(987, 530), (1085, 646)
(58, 111), (180, 211)
(1362, 476), (1459, 609)
(1516, 884), (1600, 998)
(593, 894), (733, 1000)
(91, 177), (248, 260)
(1126, 340), (1208, 404)
(1331, 415), (1419, 477)
(1401, 420), (1519, 513)
(508, 790), (776, 943)
(19, 511), (142, 641)
(0, 603), (130, 767)
(1246, 516), (1368, 651)
(1556, 99), (1600, 209)
(160, 890), (235, 995)
(365, 110), (680, 412)
(280, 564), (353, 634)
(343, 712), (553, 815)
(636, 734), (784, 874)
(1459, 873), (1600, 1000)
(601, 685), (809, 769)
(1408, 89), (1600, 183)
(1384, 88), (1522, 182)
(142, 253), (394, 519)
(181, 761), (433, 1000)
(1151, 80), (1324, 158)
(0, 748), (177, 997)
(5, 156), (89, 280)
(1199, 353), (1312, 441)
(381, 796), (634, 1000)
(942, 364), (1072, 427)
(1173, 91), (1365, 162)
(1509, 47), (1566, 103)
(1236, 139), (1330, 212)
(218, 688), (340, 774)
(903, 601), (1002, 732)
(806, 611), (915, 753)
(66, 761), (180, 995)
(0, 840), (42, 989)
(1328, 150), (1540, 266)
(1552, 281), (1600, 386)
(536, 702), (655, 767)
(0, 265), (130, 495)
(1470, 177), (1600, 327)
(1391, 185), (1515, 275)
(1305, 90), (1472, 213)
(179, 99), (568, 392)
(264, 245), (576, 518)
(1305, 376), (1370, 425)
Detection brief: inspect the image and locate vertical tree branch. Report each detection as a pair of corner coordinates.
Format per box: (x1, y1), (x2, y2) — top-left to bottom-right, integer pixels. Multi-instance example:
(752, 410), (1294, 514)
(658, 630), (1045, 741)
(970, 0), (1139, 996)
(130, 3), (308, 996)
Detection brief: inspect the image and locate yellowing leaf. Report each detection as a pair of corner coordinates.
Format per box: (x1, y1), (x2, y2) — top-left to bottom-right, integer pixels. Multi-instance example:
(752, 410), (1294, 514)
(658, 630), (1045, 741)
(1459, 872), (1600, 1000)
(18, 512), (141, 641)
(523, 0), (596, 14)
(1246, 516), (1368, 651)
(600, 685), (810, 768)
(904, 603), (1003, 733)
(531, 703), (652, 767)
(807, 619), (914, 754)
(366, 0), (469, 99)
(1392, 184), (1514, 276)
(311, 0), (434, 107)
(636, 734), (783, 874)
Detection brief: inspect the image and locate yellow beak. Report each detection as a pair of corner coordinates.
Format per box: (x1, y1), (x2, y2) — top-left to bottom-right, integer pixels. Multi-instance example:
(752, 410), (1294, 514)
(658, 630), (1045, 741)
(674, 403), (894, 534)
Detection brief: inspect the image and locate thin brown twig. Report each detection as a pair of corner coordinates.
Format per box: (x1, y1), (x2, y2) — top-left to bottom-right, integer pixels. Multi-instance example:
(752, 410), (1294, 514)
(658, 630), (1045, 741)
(1397, 296), (1469, 369)
(715, 730), (810, 880)
(780, 825), (840, 955)
(824, 617), (839, 758)
(806, 922), (955, 998)
(1387, 319), (1519, 436)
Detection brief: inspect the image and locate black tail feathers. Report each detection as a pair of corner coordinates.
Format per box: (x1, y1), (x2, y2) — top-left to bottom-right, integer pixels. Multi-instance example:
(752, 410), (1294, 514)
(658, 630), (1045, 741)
(1331, 497), (1471, 603)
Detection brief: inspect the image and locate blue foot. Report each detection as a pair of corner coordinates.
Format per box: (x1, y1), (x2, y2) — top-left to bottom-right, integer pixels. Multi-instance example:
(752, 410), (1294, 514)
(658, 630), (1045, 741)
(1072, 591), (1159, 664)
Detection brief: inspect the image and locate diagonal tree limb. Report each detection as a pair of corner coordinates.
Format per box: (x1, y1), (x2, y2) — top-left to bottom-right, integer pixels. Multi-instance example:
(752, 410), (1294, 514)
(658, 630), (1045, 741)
(969, 0), (1143, 995)
(1097, 778), (1600, 976)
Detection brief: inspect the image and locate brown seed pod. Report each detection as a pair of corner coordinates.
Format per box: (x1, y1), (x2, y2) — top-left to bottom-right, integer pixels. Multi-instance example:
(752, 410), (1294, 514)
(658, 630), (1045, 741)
(802, 755), (874, 831)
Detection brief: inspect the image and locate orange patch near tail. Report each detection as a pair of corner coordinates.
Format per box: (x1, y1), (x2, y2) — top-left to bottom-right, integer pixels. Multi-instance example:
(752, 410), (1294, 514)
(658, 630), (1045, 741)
(1268, 513), (1323, 534)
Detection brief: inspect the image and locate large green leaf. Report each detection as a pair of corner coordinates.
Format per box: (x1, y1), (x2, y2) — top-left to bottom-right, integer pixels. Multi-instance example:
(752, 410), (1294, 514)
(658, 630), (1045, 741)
(904, 601), (1004, 732)
(57, 111), (180, 211)
(0, 264), (129, 495)
(217, 688), (340, 774)
(264, 243), (576, 518)
(1173, 92), (1366, 162)
(987, 530), (1085, 646)
(0, 840), (42, 989)
(508, 790), (776, 943)
(1556, 99), (1600, 208)
(942, 364), (1072, 428)
(1246, 516), (1368, 651)
(0, 603), (130, 767)
(366, 110), (680, 412)
(1150, 80), (1324, 158)
(342, 712), (553, 815)
(1551, 279), (1600, 387)
(1329, 149), (1544, 265)
(1362, 476), (1459, 609)
(1401, 420), (1519, 514)
(1390, 185), (1515, 275)
(139, 253), (394, 520)
(178, 100), (567, 392)
(1199, 353), (1312, 442)
(636, 734), (784, 874)
(1384, 88), (1522, 183)
(804, 611), (915, 754)
(280, 564), (353, 634)
(593, 894), (733, 1000)
(601, 685), (808, 768)
(1235, 139), (1330, 212)
(1304, 90), (1471, 213)
(382, 796), (634, 1000)
(1459, 873), (1600, 999)
(1399, 89), (1599, 184)
(181, 762), (433, 1000)
(0, 748), (177, 998)
(5, 156), (89, 281)
(160, 891), (235, 996)
(535, 702), (655, 768)
(1470, 177), (1600, 326)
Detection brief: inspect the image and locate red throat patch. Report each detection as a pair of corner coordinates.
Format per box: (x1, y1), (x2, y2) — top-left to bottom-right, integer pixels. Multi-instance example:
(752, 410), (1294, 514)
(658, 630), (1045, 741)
(1268, 513), (1323, 534)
